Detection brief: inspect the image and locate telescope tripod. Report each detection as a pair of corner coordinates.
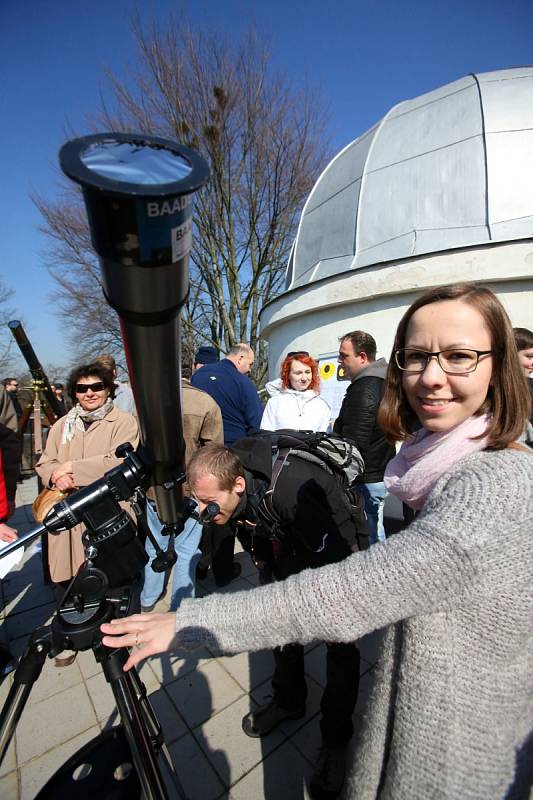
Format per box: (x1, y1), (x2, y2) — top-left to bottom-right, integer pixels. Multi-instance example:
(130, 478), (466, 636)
(0, 585), (180, 799)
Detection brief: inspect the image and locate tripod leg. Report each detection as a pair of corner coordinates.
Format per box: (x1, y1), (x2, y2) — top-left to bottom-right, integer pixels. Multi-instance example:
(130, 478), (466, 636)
(0, 629), (51, 765)
(101, 649), (179, 800)
(125, 666), (182, 793)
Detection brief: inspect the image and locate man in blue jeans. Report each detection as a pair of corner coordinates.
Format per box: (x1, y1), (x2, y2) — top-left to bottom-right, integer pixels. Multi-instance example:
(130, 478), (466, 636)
(334, 331), (396, 544)
(140, 378), (223, 611)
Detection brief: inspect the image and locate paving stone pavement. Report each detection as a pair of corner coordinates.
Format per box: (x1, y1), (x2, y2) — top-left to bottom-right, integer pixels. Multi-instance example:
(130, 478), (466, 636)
(0, 475), (379, 799)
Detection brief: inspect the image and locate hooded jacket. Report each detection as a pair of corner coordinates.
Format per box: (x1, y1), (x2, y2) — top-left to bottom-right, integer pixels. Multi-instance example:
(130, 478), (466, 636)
(334, 358), (396, 483)
(260, 388), (330, 432)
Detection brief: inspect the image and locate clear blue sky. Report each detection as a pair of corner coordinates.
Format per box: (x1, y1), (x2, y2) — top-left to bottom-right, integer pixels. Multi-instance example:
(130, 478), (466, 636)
(1, 0), (531, 375)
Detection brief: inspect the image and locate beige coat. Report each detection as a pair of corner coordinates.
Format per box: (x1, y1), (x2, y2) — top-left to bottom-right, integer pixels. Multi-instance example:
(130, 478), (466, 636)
(36, 407), (139, 582)
(145, 380), (224, 504)
(181, 379), (223, 489)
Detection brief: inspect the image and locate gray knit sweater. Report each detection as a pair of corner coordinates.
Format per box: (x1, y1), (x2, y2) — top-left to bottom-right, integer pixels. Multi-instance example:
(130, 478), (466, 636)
(175, 449), (532, 799)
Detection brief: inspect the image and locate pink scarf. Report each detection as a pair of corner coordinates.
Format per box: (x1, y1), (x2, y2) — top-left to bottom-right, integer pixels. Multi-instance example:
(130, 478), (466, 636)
(384, 414), (491, 511)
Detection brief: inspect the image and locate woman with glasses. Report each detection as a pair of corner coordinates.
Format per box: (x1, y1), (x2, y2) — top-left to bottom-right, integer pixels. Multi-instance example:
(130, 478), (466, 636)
(102, 284), (532, 799)
(37, 363), (138, 665)
(260, 352), (331, 432)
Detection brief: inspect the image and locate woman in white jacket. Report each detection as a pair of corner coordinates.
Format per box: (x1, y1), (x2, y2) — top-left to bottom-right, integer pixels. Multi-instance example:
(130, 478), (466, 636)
(260, 353), (330, 431)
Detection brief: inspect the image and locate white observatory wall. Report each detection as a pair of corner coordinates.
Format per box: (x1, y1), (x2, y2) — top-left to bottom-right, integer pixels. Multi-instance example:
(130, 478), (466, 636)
(261, 240), (533, 379)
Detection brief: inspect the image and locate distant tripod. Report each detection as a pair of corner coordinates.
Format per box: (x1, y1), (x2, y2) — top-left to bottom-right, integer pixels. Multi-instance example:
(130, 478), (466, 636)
(18, 379), (57, 474)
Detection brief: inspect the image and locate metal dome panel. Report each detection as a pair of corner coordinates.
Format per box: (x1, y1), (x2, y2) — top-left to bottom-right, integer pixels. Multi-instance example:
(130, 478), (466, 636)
(287, 67), (533, 289)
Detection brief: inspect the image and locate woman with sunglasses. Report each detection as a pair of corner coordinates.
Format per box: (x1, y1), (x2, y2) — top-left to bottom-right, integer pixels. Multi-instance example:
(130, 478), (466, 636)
(102, 284), (532, 798)
(37, 364), (138, 664)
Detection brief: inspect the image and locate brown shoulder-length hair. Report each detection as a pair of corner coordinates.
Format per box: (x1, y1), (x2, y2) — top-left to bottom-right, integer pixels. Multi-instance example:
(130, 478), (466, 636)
(280, 354), (320, 393)
(377, 283), (531, 449)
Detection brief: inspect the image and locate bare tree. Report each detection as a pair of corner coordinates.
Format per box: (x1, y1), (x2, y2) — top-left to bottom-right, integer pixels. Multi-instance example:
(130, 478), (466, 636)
(34, 188), (125, 363)
(0, 278), (16, 375)
(37, 19), (330, 381)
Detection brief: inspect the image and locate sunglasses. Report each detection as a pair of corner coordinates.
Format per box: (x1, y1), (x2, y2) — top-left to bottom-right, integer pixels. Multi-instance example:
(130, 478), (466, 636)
(75, 382), (105, 394)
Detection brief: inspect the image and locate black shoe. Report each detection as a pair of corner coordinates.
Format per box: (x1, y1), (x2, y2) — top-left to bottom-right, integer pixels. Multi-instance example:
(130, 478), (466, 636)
(214, 561), (242, 587)
(242, 698), (306, 738)
(195, 563), (209, 581)
(309, 744), (347, 799)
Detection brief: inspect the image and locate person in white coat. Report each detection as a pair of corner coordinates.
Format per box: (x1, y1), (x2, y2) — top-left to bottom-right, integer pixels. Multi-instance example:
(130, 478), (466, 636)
(261, 353), (330, 431)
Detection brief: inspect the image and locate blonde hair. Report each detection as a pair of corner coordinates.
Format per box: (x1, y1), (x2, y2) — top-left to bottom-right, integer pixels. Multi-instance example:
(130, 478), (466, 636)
(94, 354), (116, 372)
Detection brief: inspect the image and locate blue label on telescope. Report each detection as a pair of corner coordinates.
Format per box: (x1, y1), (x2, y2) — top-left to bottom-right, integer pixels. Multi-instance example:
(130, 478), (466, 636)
(136, 194), (193, 264)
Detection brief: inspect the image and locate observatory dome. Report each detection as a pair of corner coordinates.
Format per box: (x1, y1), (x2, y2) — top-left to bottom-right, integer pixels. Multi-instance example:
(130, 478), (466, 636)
(261, 67), (532, 395)
(286, 67), (533, 290)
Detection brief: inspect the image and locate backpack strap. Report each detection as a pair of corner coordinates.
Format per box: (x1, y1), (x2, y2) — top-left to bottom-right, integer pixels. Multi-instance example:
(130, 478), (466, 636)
(256, 448), (291, 537)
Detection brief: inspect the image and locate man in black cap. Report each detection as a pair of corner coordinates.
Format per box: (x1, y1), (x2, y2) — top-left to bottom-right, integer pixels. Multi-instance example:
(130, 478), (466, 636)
(192, 346), (219, 373)
(51, 382), (71, 416)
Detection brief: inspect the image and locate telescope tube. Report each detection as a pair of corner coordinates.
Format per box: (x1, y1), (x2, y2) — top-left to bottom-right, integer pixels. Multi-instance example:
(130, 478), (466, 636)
(8, 320), (63, 419)
(59, 133), (210, 526)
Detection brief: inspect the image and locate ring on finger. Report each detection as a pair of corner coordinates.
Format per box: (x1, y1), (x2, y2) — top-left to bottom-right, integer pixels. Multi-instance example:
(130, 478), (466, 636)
(135, 632), (139, 647)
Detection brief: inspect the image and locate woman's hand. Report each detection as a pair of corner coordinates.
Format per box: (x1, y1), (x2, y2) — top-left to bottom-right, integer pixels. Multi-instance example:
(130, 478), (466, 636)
(0, 523), (18, 543)
(51, 462), (76, 492)
(53, 474), (76, 492)
(51, 461), (73, 480)
(100, 612), (176, 671)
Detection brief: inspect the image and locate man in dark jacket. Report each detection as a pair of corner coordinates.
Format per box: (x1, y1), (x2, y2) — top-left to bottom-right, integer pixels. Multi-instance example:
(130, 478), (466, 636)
(334, 331), (396, 545)
(191, 343), (262, 445)
(2, 378), (22, 420)
(187, 438), (360, 799)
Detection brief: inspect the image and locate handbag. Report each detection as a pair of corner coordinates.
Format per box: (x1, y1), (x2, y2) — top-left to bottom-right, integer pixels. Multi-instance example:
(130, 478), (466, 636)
(32, 487), (71, 523)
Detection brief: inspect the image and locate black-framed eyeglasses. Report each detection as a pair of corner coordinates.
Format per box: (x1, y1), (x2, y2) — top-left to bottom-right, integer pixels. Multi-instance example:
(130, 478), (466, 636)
(75, 381), (105, 393)
(394, 348), (494, 374)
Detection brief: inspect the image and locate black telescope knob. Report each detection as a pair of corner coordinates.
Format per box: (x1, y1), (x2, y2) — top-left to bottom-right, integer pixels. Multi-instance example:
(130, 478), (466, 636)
(115, 442), (134, 458)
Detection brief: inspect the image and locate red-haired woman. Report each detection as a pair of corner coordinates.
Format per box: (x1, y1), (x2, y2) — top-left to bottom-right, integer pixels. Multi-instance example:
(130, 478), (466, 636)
(260, 353), (330, 431)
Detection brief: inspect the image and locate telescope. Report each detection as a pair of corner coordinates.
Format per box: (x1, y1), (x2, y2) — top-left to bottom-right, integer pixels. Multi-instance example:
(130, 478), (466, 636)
(8, 320), (63, 420)
(59, 132), (209, 528)
(0, 133), (210, 799)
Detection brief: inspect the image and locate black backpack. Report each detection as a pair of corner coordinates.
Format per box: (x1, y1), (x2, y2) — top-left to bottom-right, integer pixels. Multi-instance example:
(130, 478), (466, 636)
(232, 430), (368, 549)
